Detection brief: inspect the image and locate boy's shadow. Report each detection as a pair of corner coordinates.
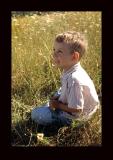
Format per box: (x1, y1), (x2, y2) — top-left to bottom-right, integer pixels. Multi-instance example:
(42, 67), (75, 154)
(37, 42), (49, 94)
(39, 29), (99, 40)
(11, 112), (63, 146)
(11, 108), (101, 146)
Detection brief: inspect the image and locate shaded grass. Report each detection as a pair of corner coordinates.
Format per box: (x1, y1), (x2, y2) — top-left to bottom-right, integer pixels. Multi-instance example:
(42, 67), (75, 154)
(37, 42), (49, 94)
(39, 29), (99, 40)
(11, 98), (101, 146)
(57, 108), (102, 146)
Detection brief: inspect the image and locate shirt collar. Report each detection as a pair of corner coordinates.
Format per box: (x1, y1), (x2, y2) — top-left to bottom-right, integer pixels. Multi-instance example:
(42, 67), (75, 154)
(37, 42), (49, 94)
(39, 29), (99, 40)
(62, 62), (81, 78)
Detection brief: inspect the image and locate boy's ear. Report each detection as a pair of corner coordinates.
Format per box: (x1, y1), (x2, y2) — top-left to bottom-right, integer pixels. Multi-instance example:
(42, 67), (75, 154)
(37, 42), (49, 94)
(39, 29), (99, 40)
(72, 52), (80, 61)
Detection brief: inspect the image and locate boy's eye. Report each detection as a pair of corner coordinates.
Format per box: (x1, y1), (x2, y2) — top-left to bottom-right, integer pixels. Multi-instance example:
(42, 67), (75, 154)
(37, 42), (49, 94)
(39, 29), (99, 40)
(58, 50), (63, 53)
(53, 49), (63, 56)
(53, 49), (62, 53)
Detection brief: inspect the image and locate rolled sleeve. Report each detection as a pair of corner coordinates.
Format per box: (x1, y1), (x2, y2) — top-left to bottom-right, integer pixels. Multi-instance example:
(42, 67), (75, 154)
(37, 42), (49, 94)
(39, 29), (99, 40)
(67, 82), (84, 110)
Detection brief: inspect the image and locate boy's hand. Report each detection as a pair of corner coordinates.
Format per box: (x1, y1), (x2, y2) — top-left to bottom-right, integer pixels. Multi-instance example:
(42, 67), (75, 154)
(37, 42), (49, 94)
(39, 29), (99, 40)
(50, 95), (59, 100)
(49, 99), (59, 109)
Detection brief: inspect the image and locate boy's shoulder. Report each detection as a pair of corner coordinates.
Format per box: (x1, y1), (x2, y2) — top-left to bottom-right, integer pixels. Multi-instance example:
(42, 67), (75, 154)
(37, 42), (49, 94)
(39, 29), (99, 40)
(68, 66), (92, 86)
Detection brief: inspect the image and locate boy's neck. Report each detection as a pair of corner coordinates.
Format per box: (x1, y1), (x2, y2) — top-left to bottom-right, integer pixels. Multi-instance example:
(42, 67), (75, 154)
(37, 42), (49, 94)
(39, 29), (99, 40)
(63, 62), (79, 73)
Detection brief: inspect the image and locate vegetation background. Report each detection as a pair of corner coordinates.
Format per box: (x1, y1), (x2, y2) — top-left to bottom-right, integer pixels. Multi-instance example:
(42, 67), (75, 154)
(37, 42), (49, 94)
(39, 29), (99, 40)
(12, 11), (101, 146)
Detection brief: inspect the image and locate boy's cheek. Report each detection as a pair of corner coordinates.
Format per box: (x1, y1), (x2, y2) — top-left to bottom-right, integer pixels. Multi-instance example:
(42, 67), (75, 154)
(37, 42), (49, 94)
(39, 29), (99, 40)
(54, 59), (61, 65)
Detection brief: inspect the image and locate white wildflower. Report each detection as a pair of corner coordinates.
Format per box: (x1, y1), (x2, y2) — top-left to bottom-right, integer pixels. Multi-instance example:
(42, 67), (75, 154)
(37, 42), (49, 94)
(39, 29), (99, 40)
(37, 133), (44, 141)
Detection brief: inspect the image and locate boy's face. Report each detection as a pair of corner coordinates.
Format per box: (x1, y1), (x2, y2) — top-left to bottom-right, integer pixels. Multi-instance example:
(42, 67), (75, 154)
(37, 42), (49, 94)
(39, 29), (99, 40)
(52, 41), (76, 71)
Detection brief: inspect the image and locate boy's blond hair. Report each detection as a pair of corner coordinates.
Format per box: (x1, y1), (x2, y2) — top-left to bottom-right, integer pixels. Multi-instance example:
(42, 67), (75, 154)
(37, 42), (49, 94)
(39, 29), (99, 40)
(55, 31), (88, 59)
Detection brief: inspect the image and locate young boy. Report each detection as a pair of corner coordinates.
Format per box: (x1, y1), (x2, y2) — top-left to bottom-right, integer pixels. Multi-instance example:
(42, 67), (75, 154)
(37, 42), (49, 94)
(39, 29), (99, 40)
(31, 31), (99, 126)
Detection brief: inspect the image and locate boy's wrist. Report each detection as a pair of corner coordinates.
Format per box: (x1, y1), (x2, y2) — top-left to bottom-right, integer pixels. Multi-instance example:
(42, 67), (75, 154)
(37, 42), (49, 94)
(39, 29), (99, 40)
(50, 95), (59, 100)
(49, 99), (60, 109)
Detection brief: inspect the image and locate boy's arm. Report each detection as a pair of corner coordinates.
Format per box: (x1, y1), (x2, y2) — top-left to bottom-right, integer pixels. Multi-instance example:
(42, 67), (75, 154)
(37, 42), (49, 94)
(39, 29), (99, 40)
(50, 95), (59, 100)
(49, 99), (82, 113)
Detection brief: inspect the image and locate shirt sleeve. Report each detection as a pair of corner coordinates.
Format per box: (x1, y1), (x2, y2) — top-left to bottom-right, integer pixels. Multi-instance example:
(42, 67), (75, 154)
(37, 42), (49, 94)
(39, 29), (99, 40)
(67, 81), (84, 110)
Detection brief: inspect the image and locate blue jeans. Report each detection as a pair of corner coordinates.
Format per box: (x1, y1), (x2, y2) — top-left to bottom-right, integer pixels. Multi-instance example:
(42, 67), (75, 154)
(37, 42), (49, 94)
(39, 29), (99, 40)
(31, 104), (72, 126)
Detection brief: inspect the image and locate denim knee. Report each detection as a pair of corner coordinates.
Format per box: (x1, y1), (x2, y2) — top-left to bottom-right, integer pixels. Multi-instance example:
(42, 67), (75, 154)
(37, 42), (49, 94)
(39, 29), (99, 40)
(31, 107), (53, 125)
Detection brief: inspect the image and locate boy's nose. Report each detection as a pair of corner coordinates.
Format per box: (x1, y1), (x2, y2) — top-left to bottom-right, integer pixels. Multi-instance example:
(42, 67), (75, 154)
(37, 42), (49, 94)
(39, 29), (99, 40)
(52, 52), (57, 60)
(53, 51), (58, 58)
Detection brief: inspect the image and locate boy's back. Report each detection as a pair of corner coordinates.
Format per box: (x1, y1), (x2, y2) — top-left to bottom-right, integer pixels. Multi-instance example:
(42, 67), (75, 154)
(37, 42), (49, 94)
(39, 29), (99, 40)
(59, 62), (99, 119)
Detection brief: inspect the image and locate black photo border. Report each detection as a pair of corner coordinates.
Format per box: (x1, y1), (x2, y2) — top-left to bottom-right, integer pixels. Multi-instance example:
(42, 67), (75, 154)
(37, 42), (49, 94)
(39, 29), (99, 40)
(0, 0), (113, 160)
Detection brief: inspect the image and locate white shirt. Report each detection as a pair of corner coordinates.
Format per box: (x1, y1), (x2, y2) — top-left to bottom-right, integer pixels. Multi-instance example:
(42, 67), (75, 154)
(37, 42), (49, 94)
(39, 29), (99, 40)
(58, 62), (99, 120)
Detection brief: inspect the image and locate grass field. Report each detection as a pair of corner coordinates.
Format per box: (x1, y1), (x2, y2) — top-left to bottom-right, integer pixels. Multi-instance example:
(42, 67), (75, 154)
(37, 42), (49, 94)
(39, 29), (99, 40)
(11, 11), (102, 146)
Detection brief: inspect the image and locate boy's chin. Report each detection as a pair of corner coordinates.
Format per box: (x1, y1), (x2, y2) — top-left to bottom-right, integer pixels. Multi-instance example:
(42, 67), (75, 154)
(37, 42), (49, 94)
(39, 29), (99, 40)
(52, 63), (64, 69)
(56, 64), (63, 69)
(52, 64), (60, 69)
